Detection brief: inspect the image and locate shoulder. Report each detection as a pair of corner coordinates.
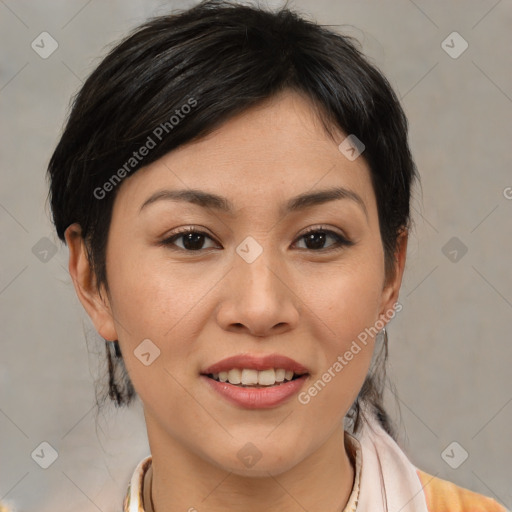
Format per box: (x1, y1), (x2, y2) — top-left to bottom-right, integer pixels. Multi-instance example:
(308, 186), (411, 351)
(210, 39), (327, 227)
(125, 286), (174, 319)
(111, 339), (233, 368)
(417, 469), (509, 512)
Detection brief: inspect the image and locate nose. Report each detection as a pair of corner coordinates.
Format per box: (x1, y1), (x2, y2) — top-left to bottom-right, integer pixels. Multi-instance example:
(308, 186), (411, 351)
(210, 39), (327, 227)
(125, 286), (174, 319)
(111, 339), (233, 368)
(215, 244), (301, 338)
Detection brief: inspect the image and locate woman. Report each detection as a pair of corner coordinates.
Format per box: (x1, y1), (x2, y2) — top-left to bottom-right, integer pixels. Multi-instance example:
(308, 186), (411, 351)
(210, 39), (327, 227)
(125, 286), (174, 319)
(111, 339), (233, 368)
(46, 1), (508, 510)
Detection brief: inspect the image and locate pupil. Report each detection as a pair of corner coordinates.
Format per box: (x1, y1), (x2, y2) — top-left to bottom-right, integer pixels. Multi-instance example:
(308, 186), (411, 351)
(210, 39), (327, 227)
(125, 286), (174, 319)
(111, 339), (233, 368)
(183, 232), (204, 250)
(306, 232), (325, 250)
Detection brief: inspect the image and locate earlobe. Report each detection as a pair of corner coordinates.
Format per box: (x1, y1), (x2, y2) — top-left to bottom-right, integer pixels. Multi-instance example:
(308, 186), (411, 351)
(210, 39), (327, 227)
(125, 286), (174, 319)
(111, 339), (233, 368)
(379, 228), (408, 320)
(64, 223), (118, 341)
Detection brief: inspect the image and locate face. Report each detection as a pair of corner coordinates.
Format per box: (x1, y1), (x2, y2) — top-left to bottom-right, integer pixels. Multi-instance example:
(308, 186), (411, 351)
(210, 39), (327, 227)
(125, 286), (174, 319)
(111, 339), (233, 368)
(67, 89), (406, 477)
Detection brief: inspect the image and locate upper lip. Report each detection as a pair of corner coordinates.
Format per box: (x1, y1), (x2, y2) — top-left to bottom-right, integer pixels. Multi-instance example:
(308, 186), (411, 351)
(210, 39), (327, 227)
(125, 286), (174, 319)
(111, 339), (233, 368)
(201, 354), (310, 375)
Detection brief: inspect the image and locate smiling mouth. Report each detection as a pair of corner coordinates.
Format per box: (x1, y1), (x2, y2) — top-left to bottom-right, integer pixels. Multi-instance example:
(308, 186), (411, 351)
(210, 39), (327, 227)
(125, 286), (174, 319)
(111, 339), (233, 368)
(203, 369), (308, 388)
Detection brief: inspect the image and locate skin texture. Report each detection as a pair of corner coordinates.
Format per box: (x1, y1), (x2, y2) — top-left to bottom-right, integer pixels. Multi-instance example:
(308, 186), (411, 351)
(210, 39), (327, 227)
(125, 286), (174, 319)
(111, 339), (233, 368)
(66, 89), (408, 512)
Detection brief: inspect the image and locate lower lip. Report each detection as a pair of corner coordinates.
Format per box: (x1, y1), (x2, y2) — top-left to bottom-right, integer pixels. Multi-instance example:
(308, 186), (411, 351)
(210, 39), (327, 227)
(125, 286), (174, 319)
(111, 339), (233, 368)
(201, 374), (309, 409)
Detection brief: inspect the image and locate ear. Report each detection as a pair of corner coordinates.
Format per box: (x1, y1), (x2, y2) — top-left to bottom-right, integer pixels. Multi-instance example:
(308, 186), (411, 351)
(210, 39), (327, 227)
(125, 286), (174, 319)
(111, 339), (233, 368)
(64, 223), (118, 341)
(378, 228), (408, 321)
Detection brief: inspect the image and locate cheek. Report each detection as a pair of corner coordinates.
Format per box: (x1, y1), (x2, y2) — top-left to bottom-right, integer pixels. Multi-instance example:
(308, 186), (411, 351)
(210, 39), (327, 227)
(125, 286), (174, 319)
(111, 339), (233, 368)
(106, 257), (209, 419)
(306, 251), (384, 340)
(106, 245), (208, 337)
(297, 286), (379, 427)
(301, 253), (384, 400)
(103, 247), (210, 386)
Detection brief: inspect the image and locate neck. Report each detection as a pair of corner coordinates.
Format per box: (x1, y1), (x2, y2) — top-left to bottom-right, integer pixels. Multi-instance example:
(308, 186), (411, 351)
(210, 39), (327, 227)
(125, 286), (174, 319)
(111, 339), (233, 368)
(145, 419), (355, 512)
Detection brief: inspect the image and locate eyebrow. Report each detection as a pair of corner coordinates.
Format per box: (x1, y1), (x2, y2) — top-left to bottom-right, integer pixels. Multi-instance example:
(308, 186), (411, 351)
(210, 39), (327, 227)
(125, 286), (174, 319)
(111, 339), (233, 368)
(139, 186), (368, 220)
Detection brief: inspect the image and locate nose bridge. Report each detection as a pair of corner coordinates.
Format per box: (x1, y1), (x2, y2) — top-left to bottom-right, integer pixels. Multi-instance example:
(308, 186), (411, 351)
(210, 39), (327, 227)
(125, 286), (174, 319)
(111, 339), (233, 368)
(234, 234), (283, 299)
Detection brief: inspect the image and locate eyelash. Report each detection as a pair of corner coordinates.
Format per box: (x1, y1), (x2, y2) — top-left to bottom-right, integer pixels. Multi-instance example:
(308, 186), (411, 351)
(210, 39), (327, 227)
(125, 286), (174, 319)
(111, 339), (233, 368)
(159, 225), (354, 253)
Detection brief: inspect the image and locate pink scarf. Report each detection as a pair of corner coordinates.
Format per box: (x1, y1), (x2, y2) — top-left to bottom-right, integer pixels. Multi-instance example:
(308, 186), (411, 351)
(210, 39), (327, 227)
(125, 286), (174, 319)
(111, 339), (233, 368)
(353, 410), (429, 511)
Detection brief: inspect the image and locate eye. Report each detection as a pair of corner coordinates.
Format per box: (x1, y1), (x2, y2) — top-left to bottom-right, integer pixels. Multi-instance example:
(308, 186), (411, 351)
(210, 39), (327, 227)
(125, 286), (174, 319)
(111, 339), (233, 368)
(293, 226), (354, 252)
(159, 226), (219, 252)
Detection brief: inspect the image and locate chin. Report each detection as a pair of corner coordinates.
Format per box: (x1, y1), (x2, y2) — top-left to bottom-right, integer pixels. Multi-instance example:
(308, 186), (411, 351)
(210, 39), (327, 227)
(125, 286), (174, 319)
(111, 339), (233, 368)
(206, 443), (305, 478)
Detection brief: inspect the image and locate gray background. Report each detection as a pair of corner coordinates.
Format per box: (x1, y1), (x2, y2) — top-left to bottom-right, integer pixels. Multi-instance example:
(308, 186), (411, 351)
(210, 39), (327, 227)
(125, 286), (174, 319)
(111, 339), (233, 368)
(1, 0), (511, 510)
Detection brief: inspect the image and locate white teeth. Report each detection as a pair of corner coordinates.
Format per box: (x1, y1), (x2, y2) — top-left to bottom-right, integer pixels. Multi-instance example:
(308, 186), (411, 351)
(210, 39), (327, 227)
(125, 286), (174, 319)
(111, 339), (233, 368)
(210, 368), (301, 386)
(228, 369), (241, 384)
(257, 369), (276, 386)
(275, 369), (285, 382)
(241, 369), (259, 385)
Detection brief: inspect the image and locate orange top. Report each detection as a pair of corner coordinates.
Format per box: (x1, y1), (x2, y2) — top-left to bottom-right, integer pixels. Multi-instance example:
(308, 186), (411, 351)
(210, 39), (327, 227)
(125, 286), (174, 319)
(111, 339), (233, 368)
(417, 469), (508, 512)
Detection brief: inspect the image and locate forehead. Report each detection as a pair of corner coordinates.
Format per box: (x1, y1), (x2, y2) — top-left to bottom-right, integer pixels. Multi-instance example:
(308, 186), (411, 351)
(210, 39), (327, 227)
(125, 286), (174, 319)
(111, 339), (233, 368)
(114, 90), (375, 217)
